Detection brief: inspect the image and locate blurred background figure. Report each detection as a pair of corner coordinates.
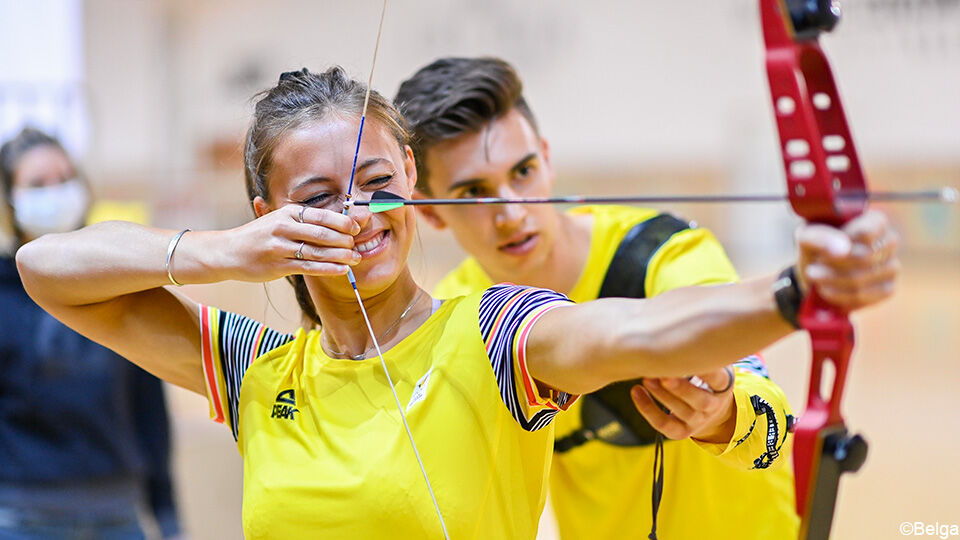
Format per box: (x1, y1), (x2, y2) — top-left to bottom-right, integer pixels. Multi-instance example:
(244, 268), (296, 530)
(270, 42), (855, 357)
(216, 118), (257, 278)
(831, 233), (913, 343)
(0, 127), (181, 540)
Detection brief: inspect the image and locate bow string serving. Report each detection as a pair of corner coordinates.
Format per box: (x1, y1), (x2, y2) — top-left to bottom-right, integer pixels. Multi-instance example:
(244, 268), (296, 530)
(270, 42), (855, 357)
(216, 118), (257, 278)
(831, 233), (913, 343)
(341, 1), (450, 538)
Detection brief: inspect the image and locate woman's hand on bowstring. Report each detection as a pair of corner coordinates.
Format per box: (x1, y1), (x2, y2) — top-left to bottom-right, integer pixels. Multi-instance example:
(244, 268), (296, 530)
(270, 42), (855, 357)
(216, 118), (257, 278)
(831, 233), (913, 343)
(629, 366), (737, 444)
(224, 204), (361, 283)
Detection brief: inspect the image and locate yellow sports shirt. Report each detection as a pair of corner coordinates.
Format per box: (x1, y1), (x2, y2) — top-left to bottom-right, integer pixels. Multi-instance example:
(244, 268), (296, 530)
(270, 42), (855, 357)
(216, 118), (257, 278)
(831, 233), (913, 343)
(434, 205), (799, 540)
(200, 286), (576, 539)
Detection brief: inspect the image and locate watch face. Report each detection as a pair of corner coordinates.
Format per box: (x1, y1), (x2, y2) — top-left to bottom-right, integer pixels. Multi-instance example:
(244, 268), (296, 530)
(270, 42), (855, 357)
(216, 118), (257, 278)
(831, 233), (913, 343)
(774, 267), (802, 329)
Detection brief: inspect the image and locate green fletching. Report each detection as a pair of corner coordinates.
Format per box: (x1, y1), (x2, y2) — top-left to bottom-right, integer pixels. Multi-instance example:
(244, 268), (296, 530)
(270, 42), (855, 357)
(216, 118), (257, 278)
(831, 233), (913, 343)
(369, 201), (404, 213)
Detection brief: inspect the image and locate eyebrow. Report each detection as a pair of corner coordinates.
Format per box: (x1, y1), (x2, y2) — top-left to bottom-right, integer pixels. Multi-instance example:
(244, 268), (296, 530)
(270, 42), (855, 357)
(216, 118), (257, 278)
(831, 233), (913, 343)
(292, 175), (335, 192)
(355, 157), (391, 173)
(447, 152), (538, 194)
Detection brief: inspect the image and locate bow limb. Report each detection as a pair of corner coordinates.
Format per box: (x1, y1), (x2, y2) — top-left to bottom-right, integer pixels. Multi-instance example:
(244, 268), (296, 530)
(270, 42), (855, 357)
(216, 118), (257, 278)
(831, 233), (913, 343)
(760, 1), (869, 538)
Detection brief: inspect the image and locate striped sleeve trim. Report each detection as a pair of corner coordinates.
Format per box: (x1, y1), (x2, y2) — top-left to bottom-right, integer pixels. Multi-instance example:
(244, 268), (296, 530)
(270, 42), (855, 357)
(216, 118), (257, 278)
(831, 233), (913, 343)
(479, 284), (575, 431)
(200, 305), (228, 424)
(733, 354), (769, 378)
(514, 306), (565, 411)
(199, 305), (294, 440)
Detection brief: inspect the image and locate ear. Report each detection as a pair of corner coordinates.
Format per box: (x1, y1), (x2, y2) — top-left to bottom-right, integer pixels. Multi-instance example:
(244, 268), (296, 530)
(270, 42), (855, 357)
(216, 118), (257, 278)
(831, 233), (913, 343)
(413, 188), (446, 230)
(253, 196), (271, 218)
(540, 136), (555, 189)
(402, 145), (418, 194)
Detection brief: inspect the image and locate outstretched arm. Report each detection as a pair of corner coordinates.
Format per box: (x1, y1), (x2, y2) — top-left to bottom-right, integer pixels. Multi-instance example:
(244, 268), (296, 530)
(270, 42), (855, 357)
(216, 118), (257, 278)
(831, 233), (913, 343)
(526, 210), (898, 395)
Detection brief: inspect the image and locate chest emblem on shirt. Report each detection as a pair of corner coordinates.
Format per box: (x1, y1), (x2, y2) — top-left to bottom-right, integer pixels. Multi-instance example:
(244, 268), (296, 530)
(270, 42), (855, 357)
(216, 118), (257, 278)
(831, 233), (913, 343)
(406, 368), (433, 412)
(271, 389), (299, 420)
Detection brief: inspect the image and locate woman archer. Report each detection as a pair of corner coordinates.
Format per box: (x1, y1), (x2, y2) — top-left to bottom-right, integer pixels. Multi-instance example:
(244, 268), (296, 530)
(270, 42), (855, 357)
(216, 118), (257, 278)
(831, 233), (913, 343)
(15, 67), (898, 539)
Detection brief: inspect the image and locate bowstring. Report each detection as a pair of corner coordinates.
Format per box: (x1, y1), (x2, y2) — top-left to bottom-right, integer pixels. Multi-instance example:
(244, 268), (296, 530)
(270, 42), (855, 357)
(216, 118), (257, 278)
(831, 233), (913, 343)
(341, 1), (450, 538)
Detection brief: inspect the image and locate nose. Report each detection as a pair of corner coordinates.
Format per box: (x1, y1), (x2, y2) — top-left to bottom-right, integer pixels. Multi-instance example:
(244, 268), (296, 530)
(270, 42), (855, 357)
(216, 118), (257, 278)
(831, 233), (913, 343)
(345, 200), (373, 230)
(493, 185), (528, 231)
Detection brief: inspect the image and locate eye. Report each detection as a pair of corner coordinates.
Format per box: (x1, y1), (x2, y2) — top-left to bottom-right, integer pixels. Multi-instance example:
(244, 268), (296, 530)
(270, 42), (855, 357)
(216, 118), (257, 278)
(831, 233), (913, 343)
(363, 174), (394, 189)
(300, 193), (333, 207)
(515, 162), (536, 180)
(461, 185), (486, 198)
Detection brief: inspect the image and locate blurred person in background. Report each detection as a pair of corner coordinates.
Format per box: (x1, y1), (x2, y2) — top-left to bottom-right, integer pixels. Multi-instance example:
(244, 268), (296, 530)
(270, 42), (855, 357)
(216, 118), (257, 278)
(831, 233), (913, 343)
(395, 57), (798, 540)
(0, 127), (182, 540)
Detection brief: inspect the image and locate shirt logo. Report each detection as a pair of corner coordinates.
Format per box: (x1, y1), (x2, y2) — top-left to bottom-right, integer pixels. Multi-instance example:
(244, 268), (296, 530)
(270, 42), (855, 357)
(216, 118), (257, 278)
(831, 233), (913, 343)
(406, 368), (433, 412)
(271, 389), (299, 420)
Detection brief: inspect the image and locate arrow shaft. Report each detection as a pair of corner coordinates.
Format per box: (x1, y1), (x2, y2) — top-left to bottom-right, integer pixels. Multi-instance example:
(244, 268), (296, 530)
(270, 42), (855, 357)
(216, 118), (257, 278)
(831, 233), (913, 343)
(354, 189), (954, 207)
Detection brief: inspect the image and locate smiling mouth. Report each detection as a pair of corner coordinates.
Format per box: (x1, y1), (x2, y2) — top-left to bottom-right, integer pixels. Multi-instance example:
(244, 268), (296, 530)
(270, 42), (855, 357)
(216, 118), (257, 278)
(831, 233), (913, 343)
(356, 231), (387, 254)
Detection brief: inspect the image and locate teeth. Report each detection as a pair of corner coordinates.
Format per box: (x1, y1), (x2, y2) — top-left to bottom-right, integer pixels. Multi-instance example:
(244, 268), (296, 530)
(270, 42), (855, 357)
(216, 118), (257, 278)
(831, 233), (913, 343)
(357, 232), (385, 253)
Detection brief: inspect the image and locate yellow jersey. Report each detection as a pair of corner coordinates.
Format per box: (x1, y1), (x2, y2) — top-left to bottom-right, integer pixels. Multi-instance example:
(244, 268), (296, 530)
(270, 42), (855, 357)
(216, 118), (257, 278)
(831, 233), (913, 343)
(200, 286), (575, 539)
(434, 205), (799, 540)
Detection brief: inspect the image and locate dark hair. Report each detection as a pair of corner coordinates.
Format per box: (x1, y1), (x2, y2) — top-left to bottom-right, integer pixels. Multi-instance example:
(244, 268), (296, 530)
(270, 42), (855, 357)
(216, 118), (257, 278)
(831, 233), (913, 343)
(243, 66), (409, 327)
(394, 57), (539, 193)
(0, 127), (68, 247)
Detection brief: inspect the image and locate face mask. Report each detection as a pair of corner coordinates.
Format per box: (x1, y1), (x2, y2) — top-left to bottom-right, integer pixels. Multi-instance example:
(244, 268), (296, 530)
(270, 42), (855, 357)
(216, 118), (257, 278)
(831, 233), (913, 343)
(11, 178), (90, 237)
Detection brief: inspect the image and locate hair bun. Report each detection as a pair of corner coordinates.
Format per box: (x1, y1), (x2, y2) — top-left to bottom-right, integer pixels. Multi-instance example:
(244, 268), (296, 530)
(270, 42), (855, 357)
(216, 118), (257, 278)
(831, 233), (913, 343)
(278, 68), (310, 84)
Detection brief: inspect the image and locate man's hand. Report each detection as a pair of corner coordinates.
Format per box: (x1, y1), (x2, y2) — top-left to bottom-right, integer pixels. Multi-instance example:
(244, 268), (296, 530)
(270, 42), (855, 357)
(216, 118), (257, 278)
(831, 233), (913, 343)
(630, 367), (737, 444)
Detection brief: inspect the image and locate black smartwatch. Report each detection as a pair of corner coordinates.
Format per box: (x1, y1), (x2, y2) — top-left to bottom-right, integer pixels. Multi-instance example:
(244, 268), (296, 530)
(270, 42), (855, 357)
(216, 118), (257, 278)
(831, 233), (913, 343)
(772, 266), (804, 329)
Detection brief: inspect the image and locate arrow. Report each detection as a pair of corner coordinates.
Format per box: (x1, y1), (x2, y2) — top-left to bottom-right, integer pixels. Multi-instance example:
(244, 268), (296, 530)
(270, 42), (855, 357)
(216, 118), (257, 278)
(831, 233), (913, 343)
(351, 187), (958, 213)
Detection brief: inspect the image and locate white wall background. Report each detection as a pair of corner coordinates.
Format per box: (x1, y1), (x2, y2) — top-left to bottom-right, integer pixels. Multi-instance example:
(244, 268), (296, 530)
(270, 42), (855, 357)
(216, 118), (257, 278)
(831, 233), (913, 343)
(81, 0), (960, 179)
(0, 0), (87, 156)
(75, 0), (959, 270)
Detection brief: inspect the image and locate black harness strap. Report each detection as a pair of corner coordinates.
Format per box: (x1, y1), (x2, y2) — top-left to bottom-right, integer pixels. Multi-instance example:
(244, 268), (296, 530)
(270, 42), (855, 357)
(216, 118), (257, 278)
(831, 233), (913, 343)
(596, 214), (691, 299)
(554, 213), (691, 453)
(551, 213), (690, 540)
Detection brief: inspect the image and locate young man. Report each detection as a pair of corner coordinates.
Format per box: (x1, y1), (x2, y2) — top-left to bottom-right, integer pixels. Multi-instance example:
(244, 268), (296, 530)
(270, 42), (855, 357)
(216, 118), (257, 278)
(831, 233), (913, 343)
(395, 57), (799, 539)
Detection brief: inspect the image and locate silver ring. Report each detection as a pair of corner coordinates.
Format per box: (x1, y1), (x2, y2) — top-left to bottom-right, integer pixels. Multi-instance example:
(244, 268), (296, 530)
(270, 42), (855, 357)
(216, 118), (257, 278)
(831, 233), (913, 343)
(710, 367), (735, 394)
(295, 241), (305, 260)
(297, 206), (306, 223)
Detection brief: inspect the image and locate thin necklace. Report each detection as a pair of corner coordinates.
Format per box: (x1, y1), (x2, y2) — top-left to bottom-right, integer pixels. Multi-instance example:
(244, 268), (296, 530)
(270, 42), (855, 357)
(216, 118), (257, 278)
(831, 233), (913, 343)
(322, 289), (425, 360)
